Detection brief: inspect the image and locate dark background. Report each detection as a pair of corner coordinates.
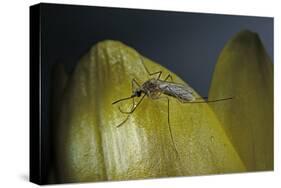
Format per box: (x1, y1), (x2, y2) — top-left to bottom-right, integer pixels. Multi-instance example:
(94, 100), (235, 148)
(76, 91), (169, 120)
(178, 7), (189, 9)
(39, 3), (273, 183)
(41, 3), (273, 97)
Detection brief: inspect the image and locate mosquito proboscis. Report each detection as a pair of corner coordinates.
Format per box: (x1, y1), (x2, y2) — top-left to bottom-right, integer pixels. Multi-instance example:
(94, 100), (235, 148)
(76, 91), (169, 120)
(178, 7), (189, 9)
(112, 55), (233, 157)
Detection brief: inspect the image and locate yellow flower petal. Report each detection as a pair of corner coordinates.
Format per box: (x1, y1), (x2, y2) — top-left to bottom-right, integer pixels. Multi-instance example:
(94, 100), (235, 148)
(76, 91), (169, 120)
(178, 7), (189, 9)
(208, 30), (273, 171)
(53, 40), (246, 183)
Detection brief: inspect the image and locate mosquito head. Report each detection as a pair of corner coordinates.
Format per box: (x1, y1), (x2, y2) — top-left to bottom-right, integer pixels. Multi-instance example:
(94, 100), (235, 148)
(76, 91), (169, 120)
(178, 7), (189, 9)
(112, 88), (144, 105)
(133, 88), (143, 97)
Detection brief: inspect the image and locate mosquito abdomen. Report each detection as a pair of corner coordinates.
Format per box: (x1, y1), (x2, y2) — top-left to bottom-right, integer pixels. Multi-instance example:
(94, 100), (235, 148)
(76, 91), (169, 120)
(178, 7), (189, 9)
(159, 81), (195, 102)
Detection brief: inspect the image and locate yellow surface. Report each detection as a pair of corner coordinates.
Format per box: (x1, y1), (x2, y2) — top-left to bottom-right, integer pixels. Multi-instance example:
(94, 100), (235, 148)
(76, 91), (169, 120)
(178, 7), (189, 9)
(54, 40), (246, 183)
(208, 30), (273, 171)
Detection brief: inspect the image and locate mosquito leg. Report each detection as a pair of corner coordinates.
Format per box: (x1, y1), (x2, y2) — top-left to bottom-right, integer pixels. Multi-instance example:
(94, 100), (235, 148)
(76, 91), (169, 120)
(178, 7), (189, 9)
(116, 94), (146, 128)
(183, 97), (233, 104)
(164, 84), (232, 104)
(131, 78), (141, 107)
(132, 78), (141, 87)
(118, 77), (142, 106)
(118, 78), (143, 114)
(157, 95), (179, 158)
(164, 74), (173, 82)
(116, 115), (130, 128)
(139, 55), (162, 80)
(166, 97), (179, 157)
(119, 94), (146, 114)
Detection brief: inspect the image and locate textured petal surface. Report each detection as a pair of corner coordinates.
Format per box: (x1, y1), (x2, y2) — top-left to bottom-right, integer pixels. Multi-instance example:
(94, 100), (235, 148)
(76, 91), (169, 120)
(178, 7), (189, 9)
(208, 30), (273, 171)
(54, 40), (246, 183)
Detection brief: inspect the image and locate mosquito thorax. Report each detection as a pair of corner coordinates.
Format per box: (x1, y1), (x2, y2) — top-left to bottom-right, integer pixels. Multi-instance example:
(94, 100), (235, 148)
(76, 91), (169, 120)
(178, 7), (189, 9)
(142, 79), (159, 92)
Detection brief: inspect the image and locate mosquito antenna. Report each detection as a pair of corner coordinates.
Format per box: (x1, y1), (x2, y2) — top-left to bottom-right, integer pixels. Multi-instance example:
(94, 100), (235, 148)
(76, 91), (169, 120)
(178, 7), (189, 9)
(187, 97), (234, 104)
(112, 95), (136, 105)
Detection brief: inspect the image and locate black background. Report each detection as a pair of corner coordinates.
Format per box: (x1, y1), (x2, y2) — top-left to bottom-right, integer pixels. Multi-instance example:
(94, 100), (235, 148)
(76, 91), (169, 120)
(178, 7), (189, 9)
(41, 3), (273, 96)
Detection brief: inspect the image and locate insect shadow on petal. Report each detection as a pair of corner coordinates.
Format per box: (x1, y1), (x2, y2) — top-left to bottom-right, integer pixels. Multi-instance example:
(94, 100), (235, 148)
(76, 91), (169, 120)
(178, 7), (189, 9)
(112, 54), (233, 158)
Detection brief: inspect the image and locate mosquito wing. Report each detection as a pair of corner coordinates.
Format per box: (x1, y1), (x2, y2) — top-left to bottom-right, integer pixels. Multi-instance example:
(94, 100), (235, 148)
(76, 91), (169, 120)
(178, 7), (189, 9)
(158, 81), (196, 102)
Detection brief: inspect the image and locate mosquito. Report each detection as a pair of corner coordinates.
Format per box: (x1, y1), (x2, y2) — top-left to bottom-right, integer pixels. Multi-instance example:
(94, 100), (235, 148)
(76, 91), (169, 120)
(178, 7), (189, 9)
(112, 55), (233, 157)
